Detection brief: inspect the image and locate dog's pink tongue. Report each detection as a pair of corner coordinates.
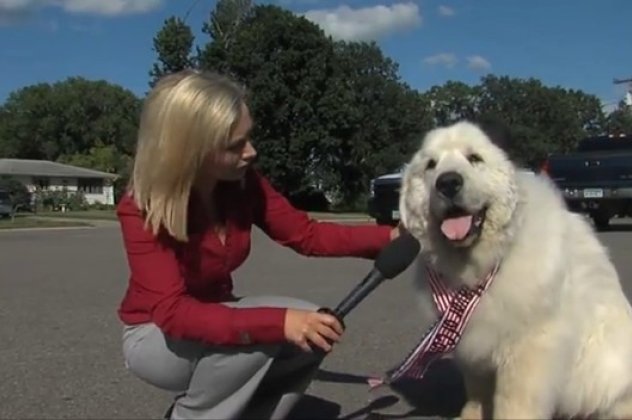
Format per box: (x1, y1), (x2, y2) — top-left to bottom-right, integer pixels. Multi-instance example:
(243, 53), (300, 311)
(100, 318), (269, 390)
(441, 215), (473, 241)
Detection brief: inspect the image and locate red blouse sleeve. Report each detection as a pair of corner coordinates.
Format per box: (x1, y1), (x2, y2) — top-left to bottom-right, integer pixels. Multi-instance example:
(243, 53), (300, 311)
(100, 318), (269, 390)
(250, 170), (393, 259)
(116, 193), (287, 346)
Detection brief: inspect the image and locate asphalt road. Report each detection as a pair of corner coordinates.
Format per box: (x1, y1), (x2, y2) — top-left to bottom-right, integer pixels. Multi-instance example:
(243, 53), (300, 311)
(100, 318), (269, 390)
(2, 219), (632, 419)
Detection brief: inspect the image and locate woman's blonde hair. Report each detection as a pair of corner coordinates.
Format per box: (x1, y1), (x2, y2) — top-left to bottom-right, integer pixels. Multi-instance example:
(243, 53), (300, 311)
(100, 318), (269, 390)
(129, 69), (247, 241)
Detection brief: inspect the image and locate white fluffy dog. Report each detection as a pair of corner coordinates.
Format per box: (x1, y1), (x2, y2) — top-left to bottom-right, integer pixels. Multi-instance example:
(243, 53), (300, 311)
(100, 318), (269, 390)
(397, 120), (632, 419)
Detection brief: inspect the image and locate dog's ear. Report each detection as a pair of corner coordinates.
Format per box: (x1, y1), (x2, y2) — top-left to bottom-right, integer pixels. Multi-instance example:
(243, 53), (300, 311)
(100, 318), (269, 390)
(474, 116), (512, 154)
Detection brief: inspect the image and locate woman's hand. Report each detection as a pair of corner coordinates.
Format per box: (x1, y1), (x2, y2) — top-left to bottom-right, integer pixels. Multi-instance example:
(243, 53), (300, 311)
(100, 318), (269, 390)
(284, 308), (344, 353)
(390, 221), (406, 240)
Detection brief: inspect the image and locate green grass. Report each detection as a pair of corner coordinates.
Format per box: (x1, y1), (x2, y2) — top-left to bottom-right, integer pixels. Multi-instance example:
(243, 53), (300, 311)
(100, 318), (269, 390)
(34, 210), (117, 220)
(309, 211), (371, 220)
(0, 215), (92, 230)
(34, 209), (370, 221)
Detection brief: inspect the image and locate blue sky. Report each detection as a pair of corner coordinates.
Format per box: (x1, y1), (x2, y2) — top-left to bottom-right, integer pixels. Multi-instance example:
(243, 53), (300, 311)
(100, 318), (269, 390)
(0, 0), (630, 111)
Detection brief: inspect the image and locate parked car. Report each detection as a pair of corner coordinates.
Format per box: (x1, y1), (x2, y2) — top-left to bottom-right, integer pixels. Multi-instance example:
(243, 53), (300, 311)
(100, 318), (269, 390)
(0, 188), (12, 218)
(367, 169), (404, 226)
(541, 133), (632, 230)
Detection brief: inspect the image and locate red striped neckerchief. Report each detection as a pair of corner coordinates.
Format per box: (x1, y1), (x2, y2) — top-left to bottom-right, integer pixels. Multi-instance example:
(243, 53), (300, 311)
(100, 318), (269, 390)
(368, 262), (501, 389)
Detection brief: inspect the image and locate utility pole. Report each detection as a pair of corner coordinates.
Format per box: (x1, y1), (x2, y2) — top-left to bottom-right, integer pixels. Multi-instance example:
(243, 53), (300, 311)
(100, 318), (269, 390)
(614, 76), (632, 106)
(614, 77), (632, 85)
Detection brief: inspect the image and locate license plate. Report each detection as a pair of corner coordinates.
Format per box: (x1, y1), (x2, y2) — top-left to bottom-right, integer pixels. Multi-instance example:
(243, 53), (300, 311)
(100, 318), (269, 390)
(583, 188), (603, 198)
(392, 210), (400, 219)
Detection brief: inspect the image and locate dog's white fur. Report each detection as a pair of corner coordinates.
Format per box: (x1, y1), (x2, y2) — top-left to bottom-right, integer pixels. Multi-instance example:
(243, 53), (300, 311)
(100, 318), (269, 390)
(399, 120), (632, 419)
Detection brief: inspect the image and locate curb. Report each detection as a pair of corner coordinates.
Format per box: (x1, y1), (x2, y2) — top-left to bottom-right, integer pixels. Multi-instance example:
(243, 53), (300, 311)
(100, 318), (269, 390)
(0, 225), (95, 233)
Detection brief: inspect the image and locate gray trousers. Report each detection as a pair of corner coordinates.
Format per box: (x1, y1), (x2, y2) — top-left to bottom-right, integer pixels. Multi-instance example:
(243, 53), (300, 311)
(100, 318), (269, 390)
(122, 296), (322, 420)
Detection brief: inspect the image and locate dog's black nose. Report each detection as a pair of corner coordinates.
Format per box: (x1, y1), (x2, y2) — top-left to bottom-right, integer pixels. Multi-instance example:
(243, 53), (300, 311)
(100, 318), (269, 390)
(435, 171), (464, 199)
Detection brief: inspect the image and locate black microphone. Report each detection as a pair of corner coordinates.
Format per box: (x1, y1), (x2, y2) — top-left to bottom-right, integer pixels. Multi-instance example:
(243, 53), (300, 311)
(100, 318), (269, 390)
(328, 231), (421, 320)
(306, 231), (420, 358)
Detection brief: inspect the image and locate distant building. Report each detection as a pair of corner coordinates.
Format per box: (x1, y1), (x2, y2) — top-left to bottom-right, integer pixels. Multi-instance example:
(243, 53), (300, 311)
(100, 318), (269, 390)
(0, 159), (118, 205)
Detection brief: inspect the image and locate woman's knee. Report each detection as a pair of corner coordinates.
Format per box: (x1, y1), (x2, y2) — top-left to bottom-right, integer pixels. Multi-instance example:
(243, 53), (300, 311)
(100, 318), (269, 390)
(123, 323), (283, 397)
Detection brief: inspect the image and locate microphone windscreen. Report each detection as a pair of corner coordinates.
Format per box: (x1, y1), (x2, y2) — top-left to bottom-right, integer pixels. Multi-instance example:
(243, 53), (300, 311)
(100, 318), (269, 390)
(374, 230), (420, 278)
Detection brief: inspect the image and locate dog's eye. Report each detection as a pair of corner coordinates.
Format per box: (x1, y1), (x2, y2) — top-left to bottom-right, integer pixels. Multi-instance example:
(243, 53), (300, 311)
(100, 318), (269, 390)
(426, 159), (436, 171)
(467, 153), (484, 164)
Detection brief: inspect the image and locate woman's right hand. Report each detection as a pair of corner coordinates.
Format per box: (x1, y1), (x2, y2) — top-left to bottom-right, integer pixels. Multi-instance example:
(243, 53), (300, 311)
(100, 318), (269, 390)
(284, 308), (344, 353)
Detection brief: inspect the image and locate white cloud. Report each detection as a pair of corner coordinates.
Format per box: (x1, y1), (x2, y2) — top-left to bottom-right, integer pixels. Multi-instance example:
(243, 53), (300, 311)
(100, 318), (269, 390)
(302, 2), (421, 41)
(0, 0), (162, 24)
(423, 52), (458, 68)
(59, 0), (162, 16)
(467, 55), (492, 71)
(437, 5), (454, 16)
(422, 53), (492, 72)
(0, 0), (36, 24)
(0, 0), (38, 11)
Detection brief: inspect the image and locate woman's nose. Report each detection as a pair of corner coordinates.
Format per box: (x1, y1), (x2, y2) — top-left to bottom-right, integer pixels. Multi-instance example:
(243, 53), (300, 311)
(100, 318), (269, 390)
(242, 141), (257, 161)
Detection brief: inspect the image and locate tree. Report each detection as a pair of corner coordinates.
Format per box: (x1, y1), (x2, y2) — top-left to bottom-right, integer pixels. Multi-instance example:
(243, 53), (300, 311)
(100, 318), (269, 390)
(475, 75), (606, 167)
(606, 101), (632, 134)
(422, 81), (481, 125)
(0, 83), (58, 159)
(199, 5), (338, 199)
(419, 75), (608, 168)
(0, 176), (30, 216)
(317, 41), (432, 206)
(198, 0), (253, 75)
(566, 88), (607, 136)
(0, 77), (141, 161)
(149, 16), (196, 87)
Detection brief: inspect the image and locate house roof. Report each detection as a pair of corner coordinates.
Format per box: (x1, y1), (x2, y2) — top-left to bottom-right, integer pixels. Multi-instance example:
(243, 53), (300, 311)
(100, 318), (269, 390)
(0, 159), (118, 179)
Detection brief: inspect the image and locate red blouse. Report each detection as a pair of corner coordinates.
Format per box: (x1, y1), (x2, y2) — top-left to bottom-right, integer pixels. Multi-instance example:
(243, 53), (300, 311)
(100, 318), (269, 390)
(116, 168), (392, 346)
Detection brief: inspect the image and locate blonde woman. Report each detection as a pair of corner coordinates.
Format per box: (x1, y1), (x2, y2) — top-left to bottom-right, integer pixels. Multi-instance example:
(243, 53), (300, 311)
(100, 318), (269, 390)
(117, 69), (399, 420)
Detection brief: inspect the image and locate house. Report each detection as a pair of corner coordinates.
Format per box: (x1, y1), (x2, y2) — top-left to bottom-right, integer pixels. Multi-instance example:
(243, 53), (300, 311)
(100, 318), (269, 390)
(0, 159), (118, 205)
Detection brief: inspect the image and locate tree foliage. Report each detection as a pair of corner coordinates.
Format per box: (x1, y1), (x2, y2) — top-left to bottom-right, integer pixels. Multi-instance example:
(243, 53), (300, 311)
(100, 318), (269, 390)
(607, 102), (632, 134)
(423, 75), (610, 167)
(149, 16), (196, 87)
(0, 77), (140, 161)
(208, 6), (338, 197)
(198, 0), (253, 75)
(0, 176), (30, 212)
(317, 40), (431, 204)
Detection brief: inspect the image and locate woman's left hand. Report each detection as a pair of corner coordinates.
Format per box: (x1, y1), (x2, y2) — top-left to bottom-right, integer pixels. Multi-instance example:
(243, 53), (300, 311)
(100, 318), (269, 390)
(390, 221), (405, 240)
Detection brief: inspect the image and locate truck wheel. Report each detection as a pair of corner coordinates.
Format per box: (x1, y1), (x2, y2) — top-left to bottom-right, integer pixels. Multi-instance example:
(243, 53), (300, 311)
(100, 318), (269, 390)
(591, 213), (610, 231)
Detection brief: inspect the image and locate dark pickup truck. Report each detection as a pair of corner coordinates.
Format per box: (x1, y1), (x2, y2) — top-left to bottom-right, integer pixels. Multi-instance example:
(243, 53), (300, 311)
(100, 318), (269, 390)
(543, 133), (632, 229)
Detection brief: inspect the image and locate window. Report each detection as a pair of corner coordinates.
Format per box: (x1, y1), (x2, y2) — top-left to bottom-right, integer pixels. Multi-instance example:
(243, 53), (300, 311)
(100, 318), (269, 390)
(78, 178), (103, 194)
(0, 191), (9, 204)
(34, 178), (50, 190)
